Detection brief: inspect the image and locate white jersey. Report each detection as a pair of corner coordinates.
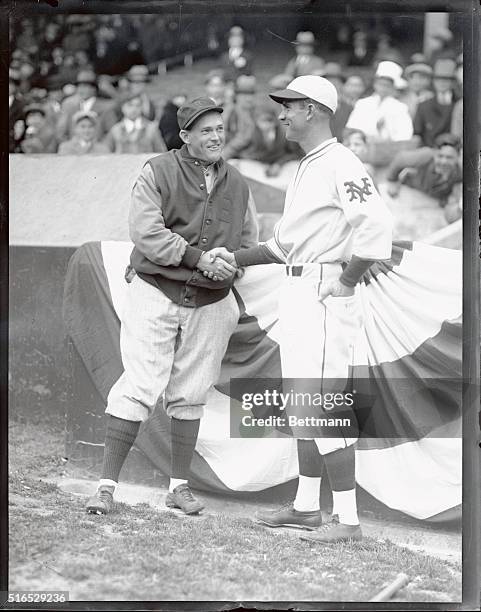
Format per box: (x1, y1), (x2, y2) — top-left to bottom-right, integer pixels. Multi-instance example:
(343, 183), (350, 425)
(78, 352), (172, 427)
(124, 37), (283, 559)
(265, 138), (393, 264)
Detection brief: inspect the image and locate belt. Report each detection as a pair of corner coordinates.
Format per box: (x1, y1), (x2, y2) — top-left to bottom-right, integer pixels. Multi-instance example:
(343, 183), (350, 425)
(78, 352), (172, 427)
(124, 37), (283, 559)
(285, 263), (347, 277)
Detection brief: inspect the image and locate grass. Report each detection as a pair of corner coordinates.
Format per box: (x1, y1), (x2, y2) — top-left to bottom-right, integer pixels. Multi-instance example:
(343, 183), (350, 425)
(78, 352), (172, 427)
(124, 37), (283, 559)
(8, 420), (462, 603)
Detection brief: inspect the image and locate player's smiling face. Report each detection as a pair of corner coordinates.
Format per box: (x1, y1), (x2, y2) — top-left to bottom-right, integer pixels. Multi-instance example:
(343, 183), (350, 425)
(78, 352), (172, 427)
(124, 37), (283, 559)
(277, 100), (308, 142)
(181, 111), (225, 163)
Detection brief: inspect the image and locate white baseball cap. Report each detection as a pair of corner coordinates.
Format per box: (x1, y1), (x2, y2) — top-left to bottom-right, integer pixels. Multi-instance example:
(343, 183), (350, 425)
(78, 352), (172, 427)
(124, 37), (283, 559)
(375, 61), (405, 89)
(269, 75), (338, 113)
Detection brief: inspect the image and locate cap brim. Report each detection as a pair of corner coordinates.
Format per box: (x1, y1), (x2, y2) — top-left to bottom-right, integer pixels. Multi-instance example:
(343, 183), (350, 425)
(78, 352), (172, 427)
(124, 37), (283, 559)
(269, 88), (308, 103)
(183, 106), (223, 129)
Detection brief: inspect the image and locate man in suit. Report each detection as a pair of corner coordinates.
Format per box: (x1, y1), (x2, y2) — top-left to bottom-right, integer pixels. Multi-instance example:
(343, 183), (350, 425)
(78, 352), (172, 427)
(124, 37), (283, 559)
(221, 26), (254, 78)
(125, 65), (156, 121)
(56, 69), (118, 142)
(284, 31), (325, 78)
(413, 59), (458, 147)
(399, 62), (434, 118)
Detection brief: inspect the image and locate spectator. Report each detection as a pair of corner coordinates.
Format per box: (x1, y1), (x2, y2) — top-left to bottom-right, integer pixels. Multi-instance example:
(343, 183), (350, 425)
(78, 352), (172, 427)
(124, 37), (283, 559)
(428, 28), (457, 64)
(9, 72), (25, 152)
(450, 55), (463, 142)
(413, 59), (458, 147)
(204, 69), (229, 106)
(372, 33), (404, 67)
(222, 74), (257, 160)
(346, 61), (413, 141)
(17, 104), (57, 154)
(386, 132), (462, 222)
(58, 110), (109, 155)
(159, 93), (187, 150)
(347, 29), (375, 67)
(221, 26), (254, 77)
(400, 62), (434, 118)
(125, 65), (156, 121)
(237, 103), (302, 175)
(103, 92), (167, 153)
(63, 15), (93, 56)
(319, 62), (354, 141)
(342, 128), (375, 178)
(343, 74), (365, 105)
(56, 69), (118, 141)
(284, 31), (325, 78)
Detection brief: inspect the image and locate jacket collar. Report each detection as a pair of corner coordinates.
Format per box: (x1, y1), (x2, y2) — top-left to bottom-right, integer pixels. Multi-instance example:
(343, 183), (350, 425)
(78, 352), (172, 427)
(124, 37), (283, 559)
(179, 144), (226, 178)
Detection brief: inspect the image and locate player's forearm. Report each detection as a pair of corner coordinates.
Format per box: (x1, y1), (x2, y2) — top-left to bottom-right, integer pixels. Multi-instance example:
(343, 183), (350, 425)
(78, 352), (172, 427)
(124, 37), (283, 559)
(234, 244), (283, 267)
(339, 255), (376, 287)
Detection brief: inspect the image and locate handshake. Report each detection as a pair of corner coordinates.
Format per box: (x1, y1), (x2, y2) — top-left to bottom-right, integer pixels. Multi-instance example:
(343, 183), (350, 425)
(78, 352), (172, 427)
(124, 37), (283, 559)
(196, 247), (241, 281)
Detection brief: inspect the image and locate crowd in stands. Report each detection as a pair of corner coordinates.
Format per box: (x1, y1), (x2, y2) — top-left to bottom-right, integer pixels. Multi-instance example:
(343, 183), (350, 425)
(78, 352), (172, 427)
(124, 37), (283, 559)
(9, 16), (463, 221)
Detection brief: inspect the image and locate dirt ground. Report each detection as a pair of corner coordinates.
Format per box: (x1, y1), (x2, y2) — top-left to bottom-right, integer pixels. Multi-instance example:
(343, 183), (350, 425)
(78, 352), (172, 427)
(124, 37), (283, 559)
(8, 418), (462, 603)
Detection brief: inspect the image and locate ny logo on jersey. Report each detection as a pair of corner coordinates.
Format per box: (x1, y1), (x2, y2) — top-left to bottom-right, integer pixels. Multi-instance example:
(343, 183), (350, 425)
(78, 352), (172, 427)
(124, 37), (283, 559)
(343, 178), (373, 203)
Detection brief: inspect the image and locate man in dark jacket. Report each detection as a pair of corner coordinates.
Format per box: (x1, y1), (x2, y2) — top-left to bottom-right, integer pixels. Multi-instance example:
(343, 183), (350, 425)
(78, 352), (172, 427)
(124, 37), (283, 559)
(386, 132), (462, 221)
(413, 59), (458, 147)
(86, 97), (259, 517)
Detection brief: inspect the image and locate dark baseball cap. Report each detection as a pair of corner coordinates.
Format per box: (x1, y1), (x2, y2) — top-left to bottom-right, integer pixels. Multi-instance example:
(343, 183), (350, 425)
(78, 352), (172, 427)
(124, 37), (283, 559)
(177, 97), (223, 130)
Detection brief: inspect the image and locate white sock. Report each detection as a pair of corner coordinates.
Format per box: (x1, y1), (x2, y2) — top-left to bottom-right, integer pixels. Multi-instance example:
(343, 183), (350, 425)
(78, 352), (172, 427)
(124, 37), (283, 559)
(332, 489), (359, 525)
(99, 478), (117, 490)
(169, 478), (188, 493)
(293, 476), (321, 511)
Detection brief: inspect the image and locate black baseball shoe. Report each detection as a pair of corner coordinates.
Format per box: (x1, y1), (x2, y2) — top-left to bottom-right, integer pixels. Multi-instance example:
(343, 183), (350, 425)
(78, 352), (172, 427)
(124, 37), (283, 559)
(255, 502), (323, 530)
(86, 485), (115, 515)
(300, 514), (362, 543)
(165, 484), (204, 515)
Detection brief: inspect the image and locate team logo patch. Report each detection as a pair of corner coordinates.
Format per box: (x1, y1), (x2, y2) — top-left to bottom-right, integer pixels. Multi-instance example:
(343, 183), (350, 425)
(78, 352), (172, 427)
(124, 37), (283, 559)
(344, 178), (373, 203)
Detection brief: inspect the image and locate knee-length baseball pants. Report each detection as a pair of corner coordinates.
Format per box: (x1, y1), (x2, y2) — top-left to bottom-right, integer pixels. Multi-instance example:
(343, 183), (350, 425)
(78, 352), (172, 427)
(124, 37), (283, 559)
(279, 263), (360, 454)
(106, 274), (240, 422)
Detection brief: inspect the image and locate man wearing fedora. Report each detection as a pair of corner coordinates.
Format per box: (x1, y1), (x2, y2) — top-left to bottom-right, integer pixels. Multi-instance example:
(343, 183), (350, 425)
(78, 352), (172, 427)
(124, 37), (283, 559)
(346, 61), (413, 142)
(413, 59), (459, 147)
(56, 69), (117, 142)
(125, 65), (156, 121)
(86, 97), (259, 516)
(221, 26), (254, 78)
(284, 31), (325, 79)
(207, 75), (393, 543)
(399, 62), (434, 118)
(17, 104), (58, 154)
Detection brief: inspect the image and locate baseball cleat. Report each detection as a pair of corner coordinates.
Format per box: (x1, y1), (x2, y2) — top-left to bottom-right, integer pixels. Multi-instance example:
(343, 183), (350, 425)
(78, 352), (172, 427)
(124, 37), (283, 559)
(300, 515), (362, 543)
(165, 484), (204, 515)
(86, 485), (115, 515)
(255, 503), (323, 530)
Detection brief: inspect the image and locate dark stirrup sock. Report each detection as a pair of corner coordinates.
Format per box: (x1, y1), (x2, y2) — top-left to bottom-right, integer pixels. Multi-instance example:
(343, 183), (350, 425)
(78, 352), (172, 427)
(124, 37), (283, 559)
(101, 415), (141, 482)
(297, 439), (324, 477)
(322, 444), (356, 492)
(170, 417), (201, 480)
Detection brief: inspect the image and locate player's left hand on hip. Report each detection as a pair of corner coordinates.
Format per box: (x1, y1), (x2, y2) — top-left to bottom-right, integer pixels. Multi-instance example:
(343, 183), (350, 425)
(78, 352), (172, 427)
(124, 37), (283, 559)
(318, 280), (355, 302)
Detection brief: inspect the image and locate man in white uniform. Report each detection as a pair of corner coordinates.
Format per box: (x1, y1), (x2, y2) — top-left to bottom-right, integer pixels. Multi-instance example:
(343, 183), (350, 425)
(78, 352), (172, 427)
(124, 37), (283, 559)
(209, 76), (393, 543)
(346, 61), (413, 142)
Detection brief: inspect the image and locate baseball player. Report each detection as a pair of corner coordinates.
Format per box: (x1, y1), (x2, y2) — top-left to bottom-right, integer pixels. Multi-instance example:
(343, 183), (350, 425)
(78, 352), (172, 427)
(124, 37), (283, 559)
(209, 76), (393, 543)
(86, 97), (259, 516)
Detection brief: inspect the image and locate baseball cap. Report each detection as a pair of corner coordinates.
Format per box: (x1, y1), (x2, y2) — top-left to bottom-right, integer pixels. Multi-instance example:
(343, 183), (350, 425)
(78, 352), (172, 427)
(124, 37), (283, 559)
(177, 97), (223, 130)
(269, 75), (338, 113)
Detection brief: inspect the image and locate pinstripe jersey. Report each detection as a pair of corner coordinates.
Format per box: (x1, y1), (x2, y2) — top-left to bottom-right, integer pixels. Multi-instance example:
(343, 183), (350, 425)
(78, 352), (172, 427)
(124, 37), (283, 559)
(264, 138), (393, 265)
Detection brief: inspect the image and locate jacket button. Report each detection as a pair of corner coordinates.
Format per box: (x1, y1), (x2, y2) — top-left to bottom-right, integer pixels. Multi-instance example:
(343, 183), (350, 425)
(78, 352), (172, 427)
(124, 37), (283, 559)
(205, 219), (212, 225)
(200, 184), (205, 189)
(201, 237), (208, 243)
(184, 296), (190, 302)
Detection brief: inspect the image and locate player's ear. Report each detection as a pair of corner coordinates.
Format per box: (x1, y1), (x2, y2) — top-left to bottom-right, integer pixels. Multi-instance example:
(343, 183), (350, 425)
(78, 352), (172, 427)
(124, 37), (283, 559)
(179, 129), (190, 145)
(305, 102), (315, 121)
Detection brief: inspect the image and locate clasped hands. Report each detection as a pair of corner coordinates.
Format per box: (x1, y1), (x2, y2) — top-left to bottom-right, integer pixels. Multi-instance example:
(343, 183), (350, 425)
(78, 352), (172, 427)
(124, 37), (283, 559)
(196, 247), (239, 281)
